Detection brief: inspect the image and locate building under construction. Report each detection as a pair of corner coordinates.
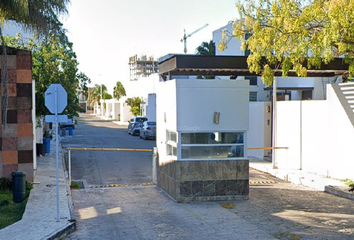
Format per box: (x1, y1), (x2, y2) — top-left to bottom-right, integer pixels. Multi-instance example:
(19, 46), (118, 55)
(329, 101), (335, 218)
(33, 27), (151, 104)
(129, 55), (159, 81)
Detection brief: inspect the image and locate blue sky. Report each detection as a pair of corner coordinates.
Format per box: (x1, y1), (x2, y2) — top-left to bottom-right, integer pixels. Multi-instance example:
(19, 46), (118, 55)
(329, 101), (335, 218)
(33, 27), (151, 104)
(62, 0), (239, 94)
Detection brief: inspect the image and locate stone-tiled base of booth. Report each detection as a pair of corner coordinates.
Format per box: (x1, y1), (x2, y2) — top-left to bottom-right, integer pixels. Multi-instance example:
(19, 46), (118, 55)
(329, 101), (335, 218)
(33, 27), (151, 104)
(157, 159), (249, 203)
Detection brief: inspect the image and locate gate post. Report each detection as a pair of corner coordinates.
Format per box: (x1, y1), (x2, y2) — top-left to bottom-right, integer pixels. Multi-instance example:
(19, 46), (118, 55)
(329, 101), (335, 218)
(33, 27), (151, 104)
(68, 149), (71, 184)
(152, 147), (157, 184)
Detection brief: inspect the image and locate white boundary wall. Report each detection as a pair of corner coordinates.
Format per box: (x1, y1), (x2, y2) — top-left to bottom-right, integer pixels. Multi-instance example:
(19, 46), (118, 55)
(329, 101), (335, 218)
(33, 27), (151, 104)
(247, 102), (272, 159)
(276, 84), (354, 179)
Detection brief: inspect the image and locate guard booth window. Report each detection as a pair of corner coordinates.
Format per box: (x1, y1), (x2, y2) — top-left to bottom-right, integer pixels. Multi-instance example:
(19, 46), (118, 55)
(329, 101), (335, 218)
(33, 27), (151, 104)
(180, 132), (245, 160)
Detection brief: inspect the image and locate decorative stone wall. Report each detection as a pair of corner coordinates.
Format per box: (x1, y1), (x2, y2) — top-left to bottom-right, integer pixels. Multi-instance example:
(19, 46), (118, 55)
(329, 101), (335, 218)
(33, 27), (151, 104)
(0, 48), (33, 181)
(157, 159), (249, 202)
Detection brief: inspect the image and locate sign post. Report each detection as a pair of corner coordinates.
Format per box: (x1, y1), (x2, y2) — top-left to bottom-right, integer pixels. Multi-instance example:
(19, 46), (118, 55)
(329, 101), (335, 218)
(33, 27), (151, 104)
(45, 84), (67, 222)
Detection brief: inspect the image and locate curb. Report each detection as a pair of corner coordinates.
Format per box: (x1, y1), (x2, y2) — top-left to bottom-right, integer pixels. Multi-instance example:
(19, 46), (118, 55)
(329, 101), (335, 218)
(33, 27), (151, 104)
(325, 185), (354, 201)
(45, 221), (76, 240)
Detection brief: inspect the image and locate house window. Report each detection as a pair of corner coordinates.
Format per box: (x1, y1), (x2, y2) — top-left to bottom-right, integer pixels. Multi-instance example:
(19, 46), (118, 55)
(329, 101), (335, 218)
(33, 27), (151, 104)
(181, 132), (245, 160)
(249, 91), (257, 102)
(245, 76), (257, 86)
(166, 130), (177, 157)
(302, 90), (312, 100)
(244, 33), (252, 56)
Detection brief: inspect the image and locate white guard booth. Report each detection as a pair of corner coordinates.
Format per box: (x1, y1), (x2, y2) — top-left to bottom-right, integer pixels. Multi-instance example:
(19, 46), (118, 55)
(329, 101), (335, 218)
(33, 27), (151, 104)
(156, 78), (250, 202)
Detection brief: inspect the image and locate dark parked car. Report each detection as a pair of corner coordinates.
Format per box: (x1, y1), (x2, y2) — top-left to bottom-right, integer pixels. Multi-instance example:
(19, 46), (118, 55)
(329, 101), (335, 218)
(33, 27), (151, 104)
(128, 116), (148, 136)
(140, 121), (156, 140)
(60, 118), (75, 129)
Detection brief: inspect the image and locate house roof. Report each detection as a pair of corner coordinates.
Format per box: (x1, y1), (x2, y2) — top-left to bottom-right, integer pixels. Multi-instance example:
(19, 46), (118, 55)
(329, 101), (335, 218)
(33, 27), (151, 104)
(158, 54), (349, 80)
(0, 46), (31, 55)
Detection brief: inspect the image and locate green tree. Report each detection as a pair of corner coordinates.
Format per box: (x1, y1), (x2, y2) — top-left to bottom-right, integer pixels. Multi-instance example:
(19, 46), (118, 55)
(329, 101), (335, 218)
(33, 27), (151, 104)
(103, 92), (112, 100)
(77, 72), (91, 100)
(113, 81), (126, 100)
(125, 97), (142, 116)
(196, 40), (215, 56)
(196, 40), (216, 79)
(88, 84), (107, 106)
(4, 32), (83, 117)
(218, 0), (354, 86)
(0, 0), (70, 126)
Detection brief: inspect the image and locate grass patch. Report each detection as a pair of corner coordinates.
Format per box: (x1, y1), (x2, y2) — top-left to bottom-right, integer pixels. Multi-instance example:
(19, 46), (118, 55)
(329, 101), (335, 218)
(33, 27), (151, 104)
(71, 181), (81, 189)
(0, 182), (32, 230)
(220, 203), (235, 209)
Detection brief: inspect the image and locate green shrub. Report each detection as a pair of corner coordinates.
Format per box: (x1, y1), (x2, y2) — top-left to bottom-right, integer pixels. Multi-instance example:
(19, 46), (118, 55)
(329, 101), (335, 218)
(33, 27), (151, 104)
(0, 178), (12, 190)
(342, 179), (354, 188)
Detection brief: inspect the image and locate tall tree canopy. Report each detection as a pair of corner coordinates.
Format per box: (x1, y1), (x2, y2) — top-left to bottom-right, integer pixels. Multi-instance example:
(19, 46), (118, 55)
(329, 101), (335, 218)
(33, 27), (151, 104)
(77, 72), (91, 100)
(218, 0), (354, 86)
(196, 40), (216, 79)
(113, 81), (126, 100)
(196, 40), (216, 56)
(0, 0), (70, 126)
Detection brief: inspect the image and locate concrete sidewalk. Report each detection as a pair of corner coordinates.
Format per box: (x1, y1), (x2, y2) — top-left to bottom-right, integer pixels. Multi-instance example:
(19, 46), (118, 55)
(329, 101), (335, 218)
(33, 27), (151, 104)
(0, 140), (75, 240)
(249, 157), (347, 191)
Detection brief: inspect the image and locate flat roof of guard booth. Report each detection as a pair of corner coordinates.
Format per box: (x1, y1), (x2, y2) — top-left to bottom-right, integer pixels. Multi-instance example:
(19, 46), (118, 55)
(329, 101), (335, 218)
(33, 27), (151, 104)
(158, 54), (348, 79)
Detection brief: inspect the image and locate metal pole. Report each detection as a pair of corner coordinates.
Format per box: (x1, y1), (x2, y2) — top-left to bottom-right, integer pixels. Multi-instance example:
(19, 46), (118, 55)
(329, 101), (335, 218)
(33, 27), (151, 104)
(32, 80), (37, 170)
(272, 77), (277, 169)
(152, 147), (157, 184)
(55, 86), (60, 222)
(183, 29), (187, 54)
(69, 150), (71, 184)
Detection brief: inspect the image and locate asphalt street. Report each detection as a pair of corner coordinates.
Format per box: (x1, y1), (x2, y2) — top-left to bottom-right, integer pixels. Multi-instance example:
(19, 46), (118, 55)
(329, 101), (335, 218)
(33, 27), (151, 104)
(61, 114), (156, 186)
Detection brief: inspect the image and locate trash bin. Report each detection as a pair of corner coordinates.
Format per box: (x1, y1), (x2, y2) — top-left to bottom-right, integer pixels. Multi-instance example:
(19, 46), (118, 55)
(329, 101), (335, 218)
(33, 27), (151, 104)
(68, 127), (73, 136)
(43, 138), (51, 153)
(12, 172), (26, 203)
(61, 128), (66, 136)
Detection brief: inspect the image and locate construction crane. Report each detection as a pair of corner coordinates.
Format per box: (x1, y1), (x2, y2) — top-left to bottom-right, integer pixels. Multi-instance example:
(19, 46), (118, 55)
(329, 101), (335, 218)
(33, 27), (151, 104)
(181, 23), (209, 54)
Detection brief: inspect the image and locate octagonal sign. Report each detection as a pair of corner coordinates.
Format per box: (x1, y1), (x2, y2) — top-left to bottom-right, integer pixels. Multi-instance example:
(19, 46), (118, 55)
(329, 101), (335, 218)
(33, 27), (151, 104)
(45, 84), (67, 114)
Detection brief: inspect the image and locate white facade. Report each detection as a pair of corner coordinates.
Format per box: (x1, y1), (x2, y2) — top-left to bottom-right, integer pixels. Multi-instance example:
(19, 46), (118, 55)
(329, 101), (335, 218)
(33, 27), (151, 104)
(157, 79), (249, 164)
(247, 102), (272, 159)
(275, 84), (354, 180)
(96, 98), (133, 122)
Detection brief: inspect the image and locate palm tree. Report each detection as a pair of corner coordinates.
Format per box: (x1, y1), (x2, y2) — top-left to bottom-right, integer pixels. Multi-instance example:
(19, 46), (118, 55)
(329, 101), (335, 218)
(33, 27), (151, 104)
(196, 40), (216, 56)
(196, 40), (216, 79)
(125, 97), (142, 116)
(113, 81), (126, 100)
(88, 84), (107, 106)
(0, 0), (70, 127)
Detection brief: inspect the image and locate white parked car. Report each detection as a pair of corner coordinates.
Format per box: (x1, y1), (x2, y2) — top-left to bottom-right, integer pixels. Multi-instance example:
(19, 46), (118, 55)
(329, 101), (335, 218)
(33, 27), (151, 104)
(139, 121), (156, 140)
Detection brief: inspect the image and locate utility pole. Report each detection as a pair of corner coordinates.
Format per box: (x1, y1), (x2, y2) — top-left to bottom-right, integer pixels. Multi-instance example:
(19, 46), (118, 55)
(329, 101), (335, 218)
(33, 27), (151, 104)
(181, 24), (209, 54)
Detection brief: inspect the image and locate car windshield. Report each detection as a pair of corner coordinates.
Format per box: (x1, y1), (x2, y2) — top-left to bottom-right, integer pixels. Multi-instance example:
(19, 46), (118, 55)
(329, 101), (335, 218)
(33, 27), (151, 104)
(147, 122), (156, 126)
(136, 117), (147, 123)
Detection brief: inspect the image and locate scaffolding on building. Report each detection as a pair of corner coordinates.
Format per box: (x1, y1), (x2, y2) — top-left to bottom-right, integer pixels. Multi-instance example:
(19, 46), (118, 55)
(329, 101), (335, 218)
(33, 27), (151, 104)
(129, 55), (159, 81)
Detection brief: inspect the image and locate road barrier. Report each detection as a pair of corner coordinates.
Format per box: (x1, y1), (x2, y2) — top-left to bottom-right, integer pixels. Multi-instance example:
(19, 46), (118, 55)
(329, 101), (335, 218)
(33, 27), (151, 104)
(247, 146), (289, 179)
(247, 147), (289, 150)
(67, 147), (156, 184)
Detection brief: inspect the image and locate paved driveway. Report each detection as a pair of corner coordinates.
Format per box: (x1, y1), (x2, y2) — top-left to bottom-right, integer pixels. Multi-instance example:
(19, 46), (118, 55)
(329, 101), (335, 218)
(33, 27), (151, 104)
(62, 114), (155, 186)
(66, 172), (354, 239)
(65, 115), (354, 240)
